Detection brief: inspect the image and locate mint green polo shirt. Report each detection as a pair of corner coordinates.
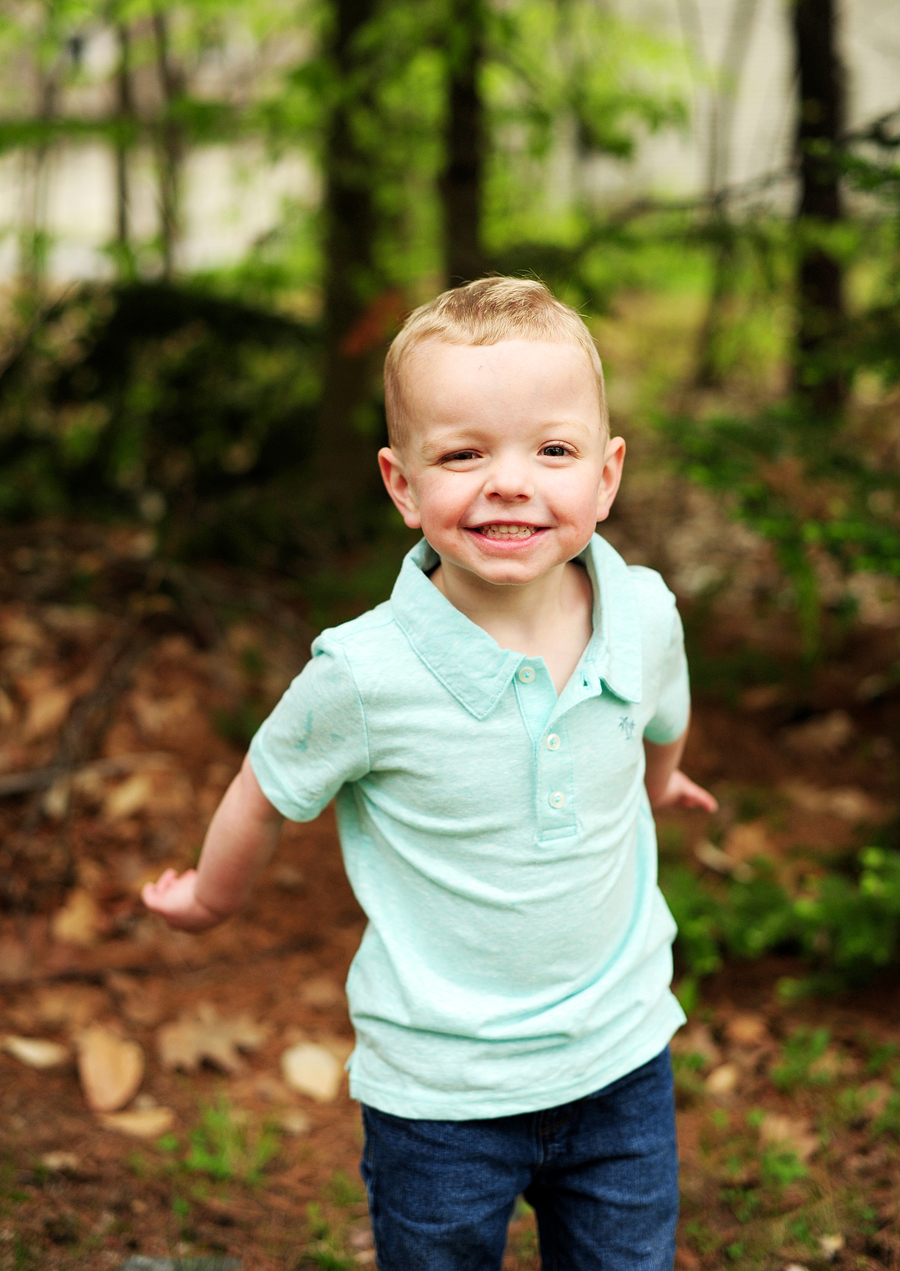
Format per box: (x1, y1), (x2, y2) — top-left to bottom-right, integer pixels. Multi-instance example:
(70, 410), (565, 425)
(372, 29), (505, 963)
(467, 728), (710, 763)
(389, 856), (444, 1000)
(249, 533), (689, 1119)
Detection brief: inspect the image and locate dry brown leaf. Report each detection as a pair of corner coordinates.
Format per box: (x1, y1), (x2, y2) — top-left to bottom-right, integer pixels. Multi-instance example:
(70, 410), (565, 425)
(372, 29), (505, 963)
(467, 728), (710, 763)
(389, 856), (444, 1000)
(100, 1106), (174, 1137)
(724, 1013), (769, 1048)
(781, 710), (854, 755)
(0, 687), (15, 726)
(277, 1108), (312, 1136)
(301, 977), (344, 1008)
(157, 1002), (267, 1073)
(694, 840), (753, 882)
(783, 781), (887, 823)
(103, 774), (154, 820)
(281, 1042), (343, 1101)
(853, 1080), (891, 1119)
(705, 1063), (740, 1096)
(759, 1112), (818, 1162)
(671, 1023), (720, 1070)
(35, 986), (106, 1032)
(40, 1151), (80, 1173)
(2, 1035), (69, 1069)
(50, 888), (104, 947)
(22, 685), (75, 741)
(77, 1024), (145, 1113)
(0, 938), (29, 982)
(106, 972), (166, 1027)
(723, 821), (772, 862)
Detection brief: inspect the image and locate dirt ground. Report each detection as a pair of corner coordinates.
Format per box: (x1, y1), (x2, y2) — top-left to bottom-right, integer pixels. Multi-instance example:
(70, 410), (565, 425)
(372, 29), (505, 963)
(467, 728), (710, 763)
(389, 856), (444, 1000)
(1, 521), (899, 1270)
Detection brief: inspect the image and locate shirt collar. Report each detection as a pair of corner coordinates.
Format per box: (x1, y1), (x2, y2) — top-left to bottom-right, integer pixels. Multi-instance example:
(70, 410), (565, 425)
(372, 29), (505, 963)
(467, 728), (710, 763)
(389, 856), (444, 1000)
(390, 534), (643, 719)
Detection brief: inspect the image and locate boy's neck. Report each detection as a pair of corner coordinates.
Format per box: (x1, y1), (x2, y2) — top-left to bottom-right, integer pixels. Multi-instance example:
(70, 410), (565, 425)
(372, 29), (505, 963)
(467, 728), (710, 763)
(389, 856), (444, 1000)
(430, 558), (594, 692)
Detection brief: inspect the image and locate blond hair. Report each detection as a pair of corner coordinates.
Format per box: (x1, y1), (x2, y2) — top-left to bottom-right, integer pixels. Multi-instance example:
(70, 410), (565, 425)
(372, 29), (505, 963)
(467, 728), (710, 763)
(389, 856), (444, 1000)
(384, 276), (608, 450)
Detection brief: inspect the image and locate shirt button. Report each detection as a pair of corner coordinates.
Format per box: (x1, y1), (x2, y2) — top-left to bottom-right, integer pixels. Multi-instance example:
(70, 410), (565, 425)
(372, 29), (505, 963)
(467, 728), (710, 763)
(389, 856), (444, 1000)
(548, 790), (565, 808)
(518, 666), (536, 683)
(546, 733), (561, 750)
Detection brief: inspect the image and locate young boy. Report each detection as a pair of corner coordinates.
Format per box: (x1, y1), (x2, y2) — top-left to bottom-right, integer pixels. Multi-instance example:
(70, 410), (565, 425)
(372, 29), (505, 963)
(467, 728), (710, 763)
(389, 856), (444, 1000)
(144, 276), (716, 1271)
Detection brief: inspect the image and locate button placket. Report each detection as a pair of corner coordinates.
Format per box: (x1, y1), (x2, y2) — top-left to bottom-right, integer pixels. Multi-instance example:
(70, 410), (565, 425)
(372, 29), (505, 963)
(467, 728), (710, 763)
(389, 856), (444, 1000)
(537, 715), (575, 841)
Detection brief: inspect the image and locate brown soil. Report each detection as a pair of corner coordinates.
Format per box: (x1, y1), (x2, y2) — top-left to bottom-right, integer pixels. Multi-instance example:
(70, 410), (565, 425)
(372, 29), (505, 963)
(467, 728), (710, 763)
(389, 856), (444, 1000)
(1, 523), (899, 1270)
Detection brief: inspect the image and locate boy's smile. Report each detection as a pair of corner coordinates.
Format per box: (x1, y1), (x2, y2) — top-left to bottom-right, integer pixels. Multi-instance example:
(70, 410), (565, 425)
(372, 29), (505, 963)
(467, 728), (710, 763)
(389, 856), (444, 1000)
(379, 339), (625, 601)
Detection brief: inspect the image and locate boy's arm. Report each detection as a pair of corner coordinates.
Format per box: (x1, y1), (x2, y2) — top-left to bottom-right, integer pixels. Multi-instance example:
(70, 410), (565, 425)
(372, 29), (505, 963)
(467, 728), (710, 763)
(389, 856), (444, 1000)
(644, 721), (717, 812)
(142, 754), (284, 932)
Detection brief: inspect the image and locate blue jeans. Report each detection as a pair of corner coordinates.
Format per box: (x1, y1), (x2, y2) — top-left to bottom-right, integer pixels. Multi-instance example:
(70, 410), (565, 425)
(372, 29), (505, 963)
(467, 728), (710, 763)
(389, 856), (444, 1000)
(359, 1047), (678, 1271)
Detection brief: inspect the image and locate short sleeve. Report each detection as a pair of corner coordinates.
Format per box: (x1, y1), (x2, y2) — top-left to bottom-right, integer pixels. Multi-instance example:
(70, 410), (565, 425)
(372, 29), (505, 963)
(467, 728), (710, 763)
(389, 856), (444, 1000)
(642, 604), (690, 745)
(248, 638), (371, 821)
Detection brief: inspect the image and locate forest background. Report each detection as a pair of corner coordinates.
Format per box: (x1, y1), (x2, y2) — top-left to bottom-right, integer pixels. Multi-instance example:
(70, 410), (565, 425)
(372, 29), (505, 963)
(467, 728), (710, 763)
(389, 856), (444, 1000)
(1, 1), (900, 1269)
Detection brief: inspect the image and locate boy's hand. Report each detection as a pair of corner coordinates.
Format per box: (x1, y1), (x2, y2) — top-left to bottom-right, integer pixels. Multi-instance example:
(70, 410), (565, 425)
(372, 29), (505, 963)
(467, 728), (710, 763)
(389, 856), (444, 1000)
(142, 868), (226, 932)
(650, 768), (718, 812)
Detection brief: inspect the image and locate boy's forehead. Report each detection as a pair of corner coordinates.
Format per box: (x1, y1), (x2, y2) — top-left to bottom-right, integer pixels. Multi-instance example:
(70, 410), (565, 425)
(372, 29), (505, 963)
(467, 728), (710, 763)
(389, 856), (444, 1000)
(401, 337), (598, 397)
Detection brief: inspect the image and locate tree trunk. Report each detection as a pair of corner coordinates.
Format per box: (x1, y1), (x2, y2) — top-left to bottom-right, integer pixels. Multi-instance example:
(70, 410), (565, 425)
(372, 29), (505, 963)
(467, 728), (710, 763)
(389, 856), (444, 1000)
(439, 0), (488, 285)
(113, 21), (135, 274)
(152, 9), (185, 279)
(692, 0), (760, 388)
(792, 0), (845, 413)
(315, 0), (385, 532)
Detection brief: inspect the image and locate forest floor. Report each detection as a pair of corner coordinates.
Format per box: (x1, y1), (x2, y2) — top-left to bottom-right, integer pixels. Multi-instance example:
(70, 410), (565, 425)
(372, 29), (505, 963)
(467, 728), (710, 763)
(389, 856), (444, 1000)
(0, 516), (899, 1271)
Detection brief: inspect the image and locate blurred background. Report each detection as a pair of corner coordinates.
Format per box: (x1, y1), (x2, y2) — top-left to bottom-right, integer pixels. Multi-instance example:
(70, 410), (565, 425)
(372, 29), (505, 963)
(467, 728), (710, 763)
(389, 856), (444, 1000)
(2, 3), (900, 1267)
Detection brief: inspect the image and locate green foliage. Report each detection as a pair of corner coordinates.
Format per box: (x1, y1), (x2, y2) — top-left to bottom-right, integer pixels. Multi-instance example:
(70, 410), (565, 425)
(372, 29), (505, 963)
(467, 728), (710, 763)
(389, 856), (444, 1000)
(770, 1027), (831, 1092)
(0, 283), (331, 565)
(159, 1099), (280, 1185)
(661, 844), (900, 992)
(304, 1202), (355, 1270)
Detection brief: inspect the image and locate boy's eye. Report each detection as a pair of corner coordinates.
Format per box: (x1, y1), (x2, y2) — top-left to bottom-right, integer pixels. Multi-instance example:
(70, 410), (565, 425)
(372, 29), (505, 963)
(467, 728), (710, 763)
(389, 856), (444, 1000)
(541, 444), (572, 457)
(442, 450), (479, 463)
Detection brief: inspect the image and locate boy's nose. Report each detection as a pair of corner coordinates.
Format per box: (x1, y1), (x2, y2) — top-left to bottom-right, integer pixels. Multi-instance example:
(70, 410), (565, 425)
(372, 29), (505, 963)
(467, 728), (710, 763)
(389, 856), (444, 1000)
(484, 458), (534, 501)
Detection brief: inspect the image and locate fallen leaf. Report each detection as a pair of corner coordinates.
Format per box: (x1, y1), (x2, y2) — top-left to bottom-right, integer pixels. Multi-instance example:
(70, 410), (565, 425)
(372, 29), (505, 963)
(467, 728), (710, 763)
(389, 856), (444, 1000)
(281, 1042), (343, 1102)
(35, 986), (106, 1032)
(100, 1107), (175, 1137)
(0, 687), (16, 726)
(818, 1234), (845, 1260)
(781, 710), (854, 755)
(0, 938), (29, 981)
(272, 864), (306, 892)
(2, 1035), (69, 1069)
(22, 685), (75, 740)
(725, 1013), (769, 1048)
(77, 1024), (144, 1113)
(277, 1108), (312, 1136)
(760, 1112), (818, 1162)
(854, 1080), (891, 1120)
(723, 820), (772, 862)
(50, 888), (104, 947)
(671, 1023), (721, 1069)
(301, 977), (344, 1008)
(739, 684), (788, 711)
(157, 1002), (267, 1073)
(103, 774), (154, 821)
(40, 1152), (80, 1173)
(694, 840), (754, 882)
(783, 781), (887, 823)
(106, 972), (165, 1027)
(704, 1063), (740, 1095)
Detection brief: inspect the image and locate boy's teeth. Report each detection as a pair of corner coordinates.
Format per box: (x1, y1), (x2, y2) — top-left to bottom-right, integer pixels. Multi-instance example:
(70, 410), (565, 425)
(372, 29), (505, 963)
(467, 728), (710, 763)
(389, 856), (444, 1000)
(480, 524), (536, 538)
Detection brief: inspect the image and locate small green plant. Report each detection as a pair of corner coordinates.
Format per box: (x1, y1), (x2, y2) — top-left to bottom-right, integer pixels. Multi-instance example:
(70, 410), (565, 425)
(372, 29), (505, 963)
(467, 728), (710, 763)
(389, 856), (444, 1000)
(721, 1186), (761, 1224)
(183, 1098), (280, 1184)
(326, 1168), (366, 1208)
(770, 1027), (832, 1091)
(864, 1040), (898, 1076)
(760, 1147), (808, 1190)
(304, 1202), (354, 1270)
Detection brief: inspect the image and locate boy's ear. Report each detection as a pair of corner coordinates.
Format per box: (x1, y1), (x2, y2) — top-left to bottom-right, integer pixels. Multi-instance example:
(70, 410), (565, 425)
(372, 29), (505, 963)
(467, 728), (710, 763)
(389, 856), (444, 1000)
(378, 447), (422, 529)
(596, 435), (625, 523)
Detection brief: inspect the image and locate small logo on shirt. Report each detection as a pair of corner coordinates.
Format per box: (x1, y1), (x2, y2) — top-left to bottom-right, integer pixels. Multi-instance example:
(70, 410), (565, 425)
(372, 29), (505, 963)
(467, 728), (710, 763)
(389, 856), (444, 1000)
(618, 716), (635, 740)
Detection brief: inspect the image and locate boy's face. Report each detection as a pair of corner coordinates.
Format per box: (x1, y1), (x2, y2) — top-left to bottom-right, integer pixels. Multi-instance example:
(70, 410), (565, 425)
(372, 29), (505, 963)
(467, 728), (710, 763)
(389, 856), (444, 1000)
(379, 339), (624, 593)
